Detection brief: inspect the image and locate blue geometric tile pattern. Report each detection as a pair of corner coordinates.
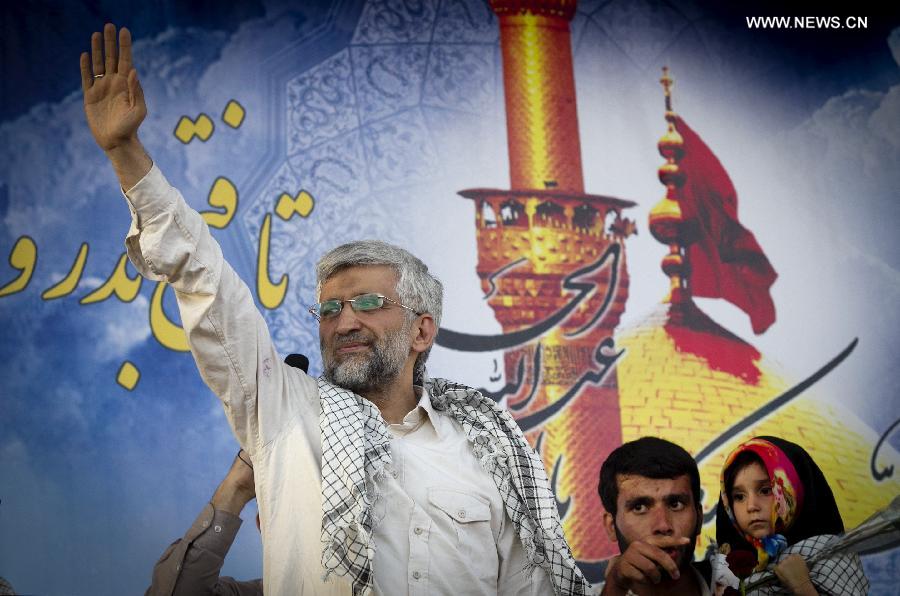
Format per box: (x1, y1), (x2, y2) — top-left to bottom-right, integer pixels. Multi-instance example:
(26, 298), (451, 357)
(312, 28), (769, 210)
(432, 0), (498, 43)
(360, 110), (439, 189)
(286, 49), (359, 155)
(351, 44), (429, 124)
(352, 0), (439, 44)
(422, 44), (496, 113)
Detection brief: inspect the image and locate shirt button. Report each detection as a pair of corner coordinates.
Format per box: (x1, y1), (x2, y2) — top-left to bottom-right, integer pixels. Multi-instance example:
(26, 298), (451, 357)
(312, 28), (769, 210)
(412, 571), (421, 580)
(414, 526), (423, 535)
(214, 525), (222, 533)
(457, 509), (466, 519)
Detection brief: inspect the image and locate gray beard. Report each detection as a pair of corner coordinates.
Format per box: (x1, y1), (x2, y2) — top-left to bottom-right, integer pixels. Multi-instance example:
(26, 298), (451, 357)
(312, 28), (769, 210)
(322, 320), (411, 394)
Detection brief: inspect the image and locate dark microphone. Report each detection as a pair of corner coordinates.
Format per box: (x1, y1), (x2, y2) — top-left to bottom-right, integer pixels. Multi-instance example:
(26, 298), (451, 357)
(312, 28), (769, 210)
(284, 353), (310, 373)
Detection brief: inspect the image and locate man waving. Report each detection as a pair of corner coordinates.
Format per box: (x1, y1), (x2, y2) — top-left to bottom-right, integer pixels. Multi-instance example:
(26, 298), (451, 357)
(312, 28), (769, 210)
(81, 23), (589, 596)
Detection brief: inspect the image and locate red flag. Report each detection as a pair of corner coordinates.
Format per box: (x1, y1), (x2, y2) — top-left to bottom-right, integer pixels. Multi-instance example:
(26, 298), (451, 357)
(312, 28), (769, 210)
(674, 116), (777, 334)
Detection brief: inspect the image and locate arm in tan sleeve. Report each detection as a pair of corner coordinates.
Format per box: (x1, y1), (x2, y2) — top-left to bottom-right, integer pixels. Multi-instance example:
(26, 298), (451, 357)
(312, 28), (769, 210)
(145, 505), (263, 596)
(122, 165), (319, 456)
(146, 452), (263, 596)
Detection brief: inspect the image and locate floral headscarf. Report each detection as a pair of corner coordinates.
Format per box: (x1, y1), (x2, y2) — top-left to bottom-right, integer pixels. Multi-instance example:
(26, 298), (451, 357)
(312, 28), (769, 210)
(716, 436), (844, 571)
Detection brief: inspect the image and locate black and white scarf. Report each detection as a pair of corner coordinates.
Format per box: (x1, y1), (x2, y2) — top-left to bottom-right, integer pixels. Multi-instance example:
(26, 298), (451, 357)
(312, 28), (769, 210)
(318, 376), (590, 595)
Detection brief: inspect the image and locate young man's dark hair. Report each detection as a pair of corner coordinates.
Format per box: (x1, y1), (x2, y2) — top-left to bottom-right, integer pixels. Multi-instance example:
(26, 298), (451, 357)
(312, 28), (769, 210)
(598, 436), (702, 515)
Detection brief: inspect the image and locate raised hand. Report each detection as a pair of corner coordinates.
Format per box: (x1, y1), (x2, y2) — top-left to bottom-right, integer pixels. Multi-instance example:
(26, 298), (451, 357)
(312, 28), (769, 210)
(602, 535), (690, 595)
(80, 23), (146, 152)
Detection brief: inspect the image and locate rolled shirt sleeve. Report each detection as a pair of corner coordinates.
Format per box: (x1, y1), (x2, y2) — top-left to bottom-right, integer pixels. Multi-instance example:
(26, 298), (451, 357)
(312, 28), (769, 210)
(122, 164), (317, 458)
(146, 503), (264, 596)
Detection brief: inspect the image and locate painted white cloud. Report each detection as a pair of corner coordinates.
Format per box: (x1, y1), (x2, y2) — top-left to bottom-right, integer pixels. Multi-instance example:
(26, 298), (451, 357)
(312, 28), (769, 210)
(98, 295), (152, 358)
(755, 33), (900, 427)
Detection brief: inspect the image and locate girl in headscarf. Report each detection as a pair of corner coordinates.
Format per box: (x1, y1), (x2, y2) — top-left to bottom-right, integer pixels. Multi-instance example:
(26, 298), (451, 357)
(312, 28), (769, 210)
(715, 436), (868, 595)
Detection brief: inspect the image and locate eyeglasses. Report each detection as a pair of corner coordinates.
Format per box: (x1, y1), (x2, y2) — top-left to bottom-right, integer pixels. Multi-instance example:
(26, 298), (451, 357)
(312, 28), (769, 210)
(308, 293), (421, 321)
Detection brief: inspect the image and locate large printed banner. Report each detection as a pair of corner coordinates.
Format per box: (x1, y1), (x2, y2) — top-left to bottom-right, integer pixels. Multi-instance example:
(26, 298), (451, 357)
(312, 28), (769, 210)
(2, 1), (899, 593)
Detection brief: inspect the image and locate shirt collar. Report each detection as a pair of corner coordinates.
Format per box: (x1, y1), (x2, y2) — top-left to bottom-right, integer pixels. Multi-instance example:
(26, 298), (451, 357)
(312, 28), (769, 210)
(416, 384), (448, 440)
(385, 386), (445, 439)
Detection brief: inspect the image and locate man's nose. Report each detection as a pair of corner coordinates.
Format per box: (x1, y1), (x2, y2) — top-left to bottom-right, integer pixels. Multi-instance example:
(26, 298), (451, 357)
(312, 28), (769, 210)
(333, 303), (362, 333)
(651, 507), (674, 535)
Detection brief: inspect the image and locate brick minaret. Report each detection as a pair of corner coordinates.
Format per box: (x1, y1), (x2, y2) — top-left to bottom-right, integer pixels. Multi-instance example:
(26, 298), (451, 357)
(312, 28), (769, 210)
(458, 0), (635, 563)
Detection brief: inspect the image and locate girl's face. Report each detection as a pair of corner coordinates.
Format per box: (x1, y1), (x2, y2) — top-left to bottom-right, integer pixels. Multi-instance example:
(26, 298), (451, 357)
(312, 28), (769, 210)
(730, 461), (775, 538)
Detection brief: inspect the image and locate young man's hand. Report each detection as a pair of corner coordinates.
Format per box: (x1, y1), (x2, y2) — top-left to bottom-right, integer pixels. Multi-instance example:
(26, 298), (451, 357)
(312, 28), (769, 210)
(602, 535), (690, 595)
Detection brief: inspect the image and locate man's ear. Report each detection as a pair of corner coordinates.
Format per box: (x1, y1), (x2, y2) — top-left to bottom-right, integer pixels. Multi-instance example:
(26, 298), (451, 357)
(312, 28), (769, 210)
(410, 314), (436, 354)
(603, 510), (618, 543)
(694, 504), (703, 537)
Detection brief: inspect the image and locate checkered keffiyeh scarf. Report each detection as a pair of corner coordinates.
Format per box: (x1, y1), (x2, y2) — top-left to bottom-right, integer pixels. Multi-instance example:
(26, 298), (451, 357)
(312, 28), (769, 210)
(318, 376), (590, 596)
(745, 534), (869, 595)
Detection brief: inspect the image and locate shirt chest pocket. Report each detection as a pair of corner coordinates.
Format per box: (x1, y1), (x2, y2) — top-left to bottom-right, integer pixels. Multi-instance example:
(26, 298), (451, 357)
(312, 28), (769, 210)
(427, 487), (497, 580)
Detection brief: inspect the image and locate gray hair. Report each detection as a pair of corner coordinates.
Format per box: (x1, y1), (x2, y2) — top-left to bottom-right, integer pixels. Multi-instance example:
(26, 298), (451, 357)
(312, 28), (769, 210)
(316, 240), (443, 381)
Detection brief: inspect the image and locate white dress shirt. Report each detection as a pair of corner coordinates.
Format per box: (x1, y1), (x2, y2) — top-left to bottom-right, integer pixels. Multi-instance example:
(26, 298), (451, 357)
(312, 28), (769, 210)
(376, 389), (552, 595)
(123, 164), (552, 595)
